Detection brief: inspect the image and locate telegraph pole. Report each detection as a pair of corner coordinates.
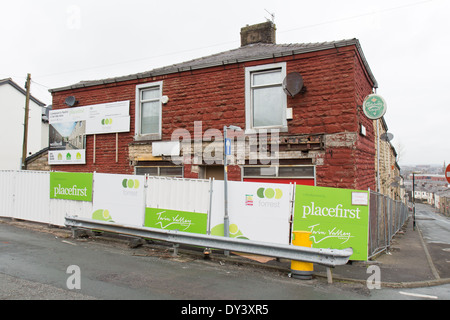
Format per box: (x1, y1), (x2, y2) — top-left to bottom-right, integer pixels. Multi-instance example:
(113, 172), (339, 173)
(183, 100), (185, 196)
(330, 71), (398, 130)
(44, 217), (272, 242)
(21, 73), (31, 170)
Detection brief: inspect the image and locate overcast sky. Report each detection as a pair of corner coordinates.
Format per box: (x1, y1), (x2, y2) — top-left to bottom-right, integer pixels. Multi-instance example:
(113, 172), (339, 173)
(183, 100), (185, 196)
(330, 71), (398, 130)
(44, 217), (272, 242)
(1, 0), (449, 167)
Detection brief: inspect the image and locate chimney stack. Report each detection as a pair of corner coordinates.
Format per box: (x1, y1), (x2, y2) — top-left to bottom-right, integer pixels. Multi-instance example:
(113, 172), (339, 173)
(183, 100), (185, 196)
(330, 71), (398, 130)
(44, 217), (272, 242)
(240, 21), (276, 47)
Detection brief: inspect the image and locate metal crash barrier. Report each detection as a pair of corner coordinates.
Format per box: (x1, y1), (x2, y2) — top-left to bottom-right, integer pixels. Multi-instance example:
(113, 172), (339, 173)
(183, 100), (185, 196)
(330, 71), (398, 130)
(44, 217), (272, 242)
(65, 216), (353, 269)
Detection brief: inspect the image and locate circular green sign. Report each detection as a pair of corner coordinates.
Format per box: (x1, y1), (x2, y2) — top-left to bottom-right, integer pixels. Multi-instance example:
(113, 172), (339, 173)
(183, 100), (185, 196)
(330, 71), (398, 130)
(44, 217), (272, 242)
(363, 94), (387, 120)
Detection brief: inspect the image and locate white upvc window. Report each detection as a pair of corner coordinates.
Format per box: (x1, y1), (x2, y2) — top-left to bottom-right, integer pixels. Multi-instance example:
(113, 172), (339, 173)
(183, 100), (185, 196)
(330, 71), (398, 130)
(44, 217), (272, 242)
(135, 81), (163, 140)
(245, 62), (287, 133)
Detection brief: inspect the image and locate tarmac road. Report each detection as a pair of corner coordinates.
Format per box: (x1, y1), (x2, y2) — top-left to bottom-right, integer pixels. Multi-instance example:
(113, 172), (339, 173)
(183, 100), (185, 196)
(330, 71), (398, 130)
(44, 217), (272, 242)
(414, 203), (450, 279)
(1, 205), (450, 301)
(0, 221), (371, 300)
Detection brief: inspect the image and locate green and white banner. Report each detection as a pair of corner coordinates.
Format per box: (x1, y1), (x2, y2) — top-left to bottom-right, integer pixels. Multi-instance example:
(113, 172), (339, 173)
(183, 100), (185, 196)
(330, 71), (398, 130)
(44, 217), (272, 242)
(210, 180), (293, 244)
(92, 172), (145, 226)
(49, 171), (93, 201)
(293, 185), (369, 260)
(144, 207), (207, 234)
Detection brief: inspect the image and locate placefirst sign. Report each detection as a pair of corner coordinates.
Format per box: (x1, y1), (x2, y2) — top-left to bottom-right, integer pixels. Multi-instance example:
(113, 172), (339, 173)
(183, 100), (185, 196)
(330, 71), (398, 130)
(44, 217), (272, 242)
(293, 185), (369, 261)
(50, 172), (93, 201)
(363, 94), (387, 120)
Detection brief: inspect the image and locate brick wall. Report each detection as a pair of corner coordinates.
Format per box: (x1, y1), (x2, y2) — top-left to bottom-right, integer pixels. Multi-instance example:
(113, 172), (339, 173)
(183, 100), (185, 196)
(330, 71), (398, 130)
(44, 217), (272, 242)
(51, 44), (376, 189)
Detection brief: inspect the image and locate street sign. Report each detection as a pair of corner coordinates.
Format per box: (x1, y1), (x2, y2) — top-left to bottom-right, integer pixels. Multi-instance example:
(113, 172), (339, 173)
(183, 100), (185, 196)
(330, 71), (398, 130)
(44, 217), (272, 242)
(363, 94), (387, 120)
(225, 138), (231, 156)
(445, 164), (450, 184)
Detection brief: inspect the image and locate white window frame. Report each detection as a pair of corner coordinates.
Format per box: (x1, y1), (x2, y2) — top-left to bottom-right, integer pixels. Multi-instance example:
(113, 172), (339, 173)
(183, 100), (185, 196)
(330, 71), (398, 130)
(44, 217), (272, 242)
(242, 165), (315, 179)
(245, 62), (287, 134)
(135, 81), (163, 140)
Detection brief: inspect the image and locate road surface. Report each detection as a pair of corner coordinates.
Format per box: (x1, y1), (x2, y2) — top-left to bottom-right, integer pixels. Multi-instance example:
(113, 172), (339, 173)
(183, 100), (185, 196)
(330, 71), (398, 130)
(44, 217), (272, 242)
(1, 215), (449, 303)
(415, 203), (450, 279)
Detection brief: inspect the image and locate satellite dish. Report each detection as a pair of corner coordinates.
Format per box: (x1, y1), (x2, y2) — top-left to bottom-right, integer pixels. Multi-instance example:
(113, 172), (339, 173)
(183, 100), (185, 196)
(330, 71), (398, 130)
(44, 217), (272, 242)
(380, 132), (394, 142)
(65, 96), (78, 107)
(390, 182), (399, 188)
(283, 72), (304, 97)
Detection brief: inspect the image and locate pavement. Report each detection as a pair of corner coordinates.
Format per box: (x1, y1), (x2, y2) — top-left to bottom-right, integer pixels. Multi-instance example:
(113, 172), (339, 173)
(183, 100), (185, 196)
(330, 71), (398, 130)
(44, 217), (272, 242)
(2, 213), (450, 289)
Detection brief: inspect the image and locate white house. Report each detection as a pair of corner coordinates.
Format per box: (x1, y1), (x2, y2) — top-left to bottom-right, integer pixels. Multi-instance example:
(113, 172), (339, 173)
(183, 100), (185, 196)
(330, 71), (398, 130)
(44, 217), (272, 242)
(0, 78), (47, 170)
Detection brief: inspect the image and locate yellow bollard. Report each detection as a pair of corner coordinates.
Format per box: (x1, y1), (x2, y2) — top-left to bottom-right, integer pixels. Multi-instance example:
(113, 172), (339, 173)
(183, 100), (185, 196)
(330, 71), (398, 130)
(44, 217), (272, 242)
(291, 231), (313, 280)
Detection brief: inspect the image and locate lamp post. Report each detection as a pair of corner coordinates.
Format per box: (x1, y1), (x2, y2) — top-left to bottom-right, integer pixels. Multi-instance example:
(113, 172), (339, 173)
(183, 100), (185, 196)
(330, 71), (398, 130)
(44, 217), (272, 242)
(223, 125), (242, 256)
(412, 172), (419, 230)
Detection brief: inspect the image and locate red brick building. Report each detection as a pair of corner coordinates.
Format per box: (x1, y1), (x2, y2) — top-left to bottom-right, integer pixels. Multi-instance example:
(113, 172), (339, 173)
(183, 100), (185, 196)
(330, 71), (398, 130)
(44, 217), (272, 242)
(49, 22), (378, 190)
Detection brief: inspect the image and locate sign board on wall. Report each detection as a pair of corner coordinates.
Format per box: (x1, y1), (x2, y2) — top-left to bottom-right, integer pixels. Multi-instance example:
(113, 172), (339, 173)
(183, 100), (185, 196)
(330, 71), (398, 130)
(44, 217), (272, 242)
(85, 101), (130, 134)
(49, 171), (93, 201)
(92, 172), (145, 226)
(49, 149), (86, 165)
(293, 185), (369, 260)
(48, 101), (130, 165)
(210, 180), (292, 245)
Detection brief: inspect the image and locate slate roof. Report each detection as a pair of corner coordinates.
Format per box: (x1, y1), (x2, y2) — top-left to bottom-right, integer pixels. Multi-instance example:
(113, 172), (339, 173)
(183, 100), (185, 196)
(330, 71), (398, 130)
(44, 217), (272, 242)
(49, 38), (377, 93)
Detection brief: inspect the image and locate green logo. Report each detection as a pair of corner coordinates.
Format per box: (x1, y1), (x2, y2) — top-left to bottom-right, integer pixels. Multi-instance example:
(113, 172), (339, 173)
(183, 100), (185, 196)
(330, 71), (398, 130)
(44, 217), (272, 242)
(210, 223), (248, 240)
(256, 187), (283, 199)
(92, 209), (113, 222)
(122, 179), (140, 189)
(363, 94), (387, 120)
(101, 118), (113, 125)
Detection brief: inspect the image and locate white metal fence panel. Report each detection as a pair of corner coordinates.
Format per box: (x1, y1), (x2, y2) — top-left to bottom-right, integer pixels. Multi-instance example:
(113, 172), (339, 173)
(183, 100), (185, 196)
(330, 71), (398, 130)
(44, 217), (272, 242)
(0, 170), (93, 227)
(0, 170), (50, 224)
(146, 176), (211, 213)
(0, 171), (16, 218)
(49, 199), (93, 227)
(12, 170), (49, 224)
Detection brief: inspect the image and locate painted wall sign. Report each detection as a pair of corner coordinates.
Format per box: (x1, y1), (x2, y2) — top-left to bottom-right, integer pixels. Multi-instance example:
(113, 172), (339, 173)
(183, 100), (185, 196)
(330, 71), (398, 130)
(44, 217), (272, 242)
(293, 185), (369, 260)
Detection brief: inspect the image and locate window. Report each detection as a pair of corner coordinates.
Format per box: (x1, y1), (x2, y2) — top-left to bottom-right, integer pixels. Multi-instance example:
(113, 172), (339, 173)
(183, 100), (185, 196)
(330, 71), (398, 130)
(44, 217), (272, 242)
(135, 166), (183, 177)
(135, 81), (163, 140)
(243, 166), (315, 179)
(245, 63), (287, 132)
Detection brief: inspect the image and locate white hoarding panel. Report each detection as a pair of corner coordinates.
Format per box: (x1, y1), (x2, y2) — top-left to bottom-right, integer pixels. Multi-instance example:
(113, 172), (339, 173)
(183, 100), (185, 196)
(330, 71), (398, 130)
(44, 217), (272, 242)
(210, 180), (292, 245)
(92, 172), (145, 227)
